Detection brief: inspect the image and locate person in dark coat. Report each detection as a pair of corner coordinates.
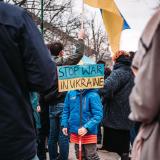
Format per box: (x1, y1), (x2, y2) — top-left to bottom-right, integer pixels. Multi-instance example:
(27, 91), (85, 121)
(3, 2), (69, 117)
(100, 51), (134, 159)
(129, 8), (160, 160)
(47, 30), (85, 160)
(0, 2), (57, 160)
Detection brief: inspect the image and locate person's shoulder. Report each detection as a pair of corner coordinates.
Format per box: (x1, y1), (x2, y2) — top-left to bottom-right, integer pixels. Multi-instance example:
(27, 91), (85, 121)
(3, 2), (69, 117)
(87, 89), (99, 97)
(114, 66), (129, 74)
(141, 8), (160, 48)
(0, 2), (25, 14)
(0, 2), (27, 26)
(109, 69), (120, 77)
(107, 68), (127, 82)
(67, 90), (77, 97)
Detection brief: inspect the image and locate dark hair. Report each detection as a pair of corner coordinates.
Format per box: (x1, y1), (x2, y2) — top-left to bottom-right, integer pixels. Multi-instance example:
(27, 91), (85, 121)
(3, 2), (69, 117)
(47, 42), (64, 56)
(97, 60), (105, 65)
(116, 54), (131, 66)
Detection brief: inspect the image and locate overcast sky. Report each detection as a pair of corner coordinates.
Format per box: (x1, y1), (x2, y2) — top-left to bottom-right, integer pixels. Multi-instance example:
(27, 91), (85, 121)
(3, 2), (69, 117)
(72, 0), (159, 51)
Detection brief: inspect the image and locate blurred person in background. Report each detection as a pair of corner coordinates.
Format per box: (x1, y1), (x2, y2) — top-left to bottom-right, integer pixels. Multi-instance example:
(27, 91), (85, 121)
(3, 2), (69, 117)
(129, 7), (160, 160)
(100, 51), (134, 160)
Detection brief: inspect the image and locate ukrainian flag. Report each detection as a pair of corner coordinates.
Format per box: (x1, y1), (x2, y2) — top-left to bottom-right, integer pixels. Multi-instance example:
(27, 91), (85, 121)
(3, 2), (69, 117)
(84, 0), (130, 53)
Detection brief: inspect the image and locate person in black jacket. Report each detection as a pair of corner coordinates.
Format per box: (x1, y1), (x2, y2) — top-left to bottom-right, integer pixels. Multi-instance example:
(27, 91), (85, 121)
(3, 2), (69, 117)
(0, 2), (57, 160)
(100, 51), (134, 160)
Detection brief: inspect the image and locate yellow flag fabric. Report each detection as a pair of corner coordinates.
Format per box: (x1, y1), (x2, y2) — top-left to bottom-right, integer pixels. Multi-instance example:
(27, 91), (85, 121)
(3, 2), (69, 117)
(84, 0), (123, 53)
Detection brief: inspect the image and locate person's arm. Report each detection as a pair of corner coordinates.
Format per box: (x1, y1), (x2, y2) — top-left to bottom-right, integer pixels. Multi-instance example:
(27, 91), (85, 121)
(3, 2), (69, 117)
(83, 92), (103, 131)
(129, 27), (160, 124)
(20, 11), (58, 96)
(55, 29), (85, 66)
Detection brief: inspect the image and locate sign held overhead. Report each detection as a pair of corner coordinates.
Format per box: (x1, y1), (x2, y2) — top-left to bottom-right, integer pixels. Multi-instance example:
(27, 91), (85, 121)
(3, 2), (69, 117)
(57, 64), (104, 92)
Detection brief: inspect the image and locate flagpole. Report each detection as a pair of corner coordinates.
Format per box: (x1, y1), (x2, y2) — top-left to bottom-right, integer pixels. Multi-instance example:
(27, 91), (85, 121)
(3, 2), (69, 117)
(79, 90), (83, 160)
(81, 0), (84, 29)
(79, 2), (84, 159)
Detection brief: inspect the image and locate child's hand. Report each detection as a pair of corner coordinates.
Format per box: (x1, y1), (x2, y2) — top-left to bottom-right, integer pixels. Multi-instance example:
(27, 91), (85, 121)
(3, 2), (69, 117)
(62, 128), (68, 136)
(78, 127), (88, 136)
(36, 105), (41, 112)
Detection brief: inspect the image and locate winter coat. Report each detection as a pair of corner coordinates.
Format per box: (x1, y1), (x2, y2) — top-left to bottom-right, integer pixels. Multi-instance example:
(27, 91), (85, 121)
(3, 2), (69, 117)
(61, 89), (103, 135)
(101, 60), (134, 130)
(0, 2), (57, 160)
(129, 8), (160, 160)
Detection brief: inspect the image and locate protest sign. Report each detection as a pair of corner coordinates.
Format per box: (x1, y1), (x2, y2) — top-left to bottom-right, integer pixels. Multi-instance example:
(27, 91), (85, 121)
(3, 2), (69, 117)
(57, 64), (104, 92)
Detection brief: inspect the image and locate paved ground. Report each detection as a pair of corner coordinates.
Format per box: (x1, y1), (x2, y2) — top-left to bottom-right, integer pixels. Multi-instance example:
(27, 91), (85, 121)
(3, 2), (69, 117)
(68, 143), (120, 160)
(47, 143), (120, 160)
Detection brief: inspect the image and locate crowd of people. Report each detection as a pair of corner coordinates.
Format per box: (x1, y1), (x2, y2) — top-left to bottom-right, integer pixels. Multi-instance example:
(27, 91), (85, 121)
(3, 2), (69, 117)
(0, 1), (160, 160)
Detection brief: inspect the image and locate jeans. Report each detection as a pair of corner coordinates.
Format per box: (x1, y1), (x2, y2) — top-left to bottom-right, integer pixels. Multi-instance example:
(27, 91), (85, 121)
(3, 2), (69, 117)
(97, 124), (102, 144)
(48, 103), (69, 160)
(37, 130), (47, 160)
(37, 100), (49, 160)
(39, 99), (50, 137)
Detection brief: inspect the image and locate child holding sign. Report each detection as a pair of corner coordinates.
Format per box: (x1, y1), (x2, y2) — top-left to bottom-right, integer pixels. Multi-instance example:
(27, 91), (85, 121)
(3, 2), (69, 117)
(61, 89), (103, 160)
